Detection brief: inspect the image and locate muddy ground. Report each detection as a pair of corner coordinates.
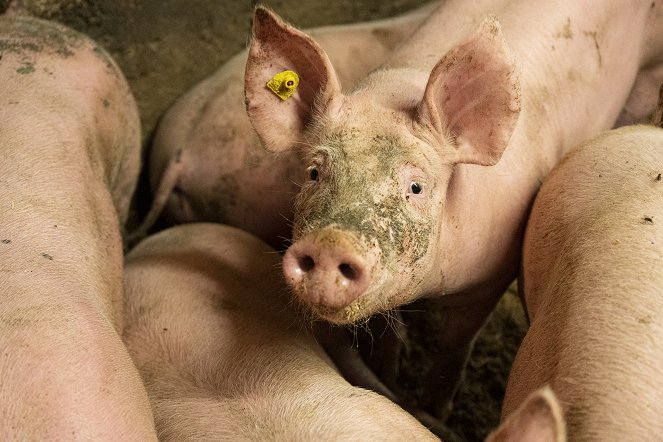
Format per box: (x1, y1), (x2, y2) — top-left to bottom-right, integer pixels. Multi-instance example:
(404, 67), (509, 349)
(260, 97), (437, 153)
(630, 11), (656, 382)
(4, 0), (529, 440)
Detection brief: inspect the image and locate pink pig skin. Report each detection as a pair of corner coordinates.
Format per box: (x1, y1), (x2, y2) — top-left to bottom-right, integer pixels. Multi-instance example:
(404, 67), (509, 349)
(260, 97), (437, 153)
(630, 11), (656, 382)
(0, 15), (156, 439)
(245, 0), (663, 416)
(132, 1), (438, 249)
(122, 223), (439, 441)
(502, 124), (663, 440)
(487, 386), (565, 442)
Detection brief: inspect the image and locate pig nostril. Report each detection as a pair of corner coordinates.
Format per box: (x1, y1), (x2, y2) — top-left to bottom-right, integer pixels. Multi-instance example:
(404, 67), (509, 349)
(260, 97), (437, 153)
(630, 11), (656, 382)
(298, 255), (315, 272)
(339, 263), (358, 281)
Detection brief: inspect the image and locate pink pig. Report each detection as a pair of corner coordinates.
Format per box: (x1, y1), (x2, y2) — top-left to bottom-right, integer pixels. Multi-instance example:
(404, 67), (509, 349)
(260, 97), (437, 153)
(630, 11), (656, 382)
(501, 124), (663, 440)
(245, 0), (663, 415)
(132, 2), (437, 249)
(122, 223), (439, 441)
(0, 13), (156, 439)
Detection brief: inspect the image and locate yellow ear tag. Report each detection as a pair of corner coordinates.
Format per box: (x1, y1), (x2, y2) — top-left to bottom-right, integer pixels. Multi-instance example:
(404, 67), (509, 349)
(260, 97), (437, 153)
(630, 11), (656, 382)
(266, 70), (300, 101)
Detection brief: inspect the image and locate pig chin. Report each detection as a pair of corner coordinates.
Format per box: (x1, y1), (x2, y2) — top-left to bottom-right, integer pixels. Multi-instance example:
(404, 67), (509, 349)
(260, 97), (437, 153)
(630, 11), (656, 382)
(309, 296), (376, 324)
(299, 275), (410, 325)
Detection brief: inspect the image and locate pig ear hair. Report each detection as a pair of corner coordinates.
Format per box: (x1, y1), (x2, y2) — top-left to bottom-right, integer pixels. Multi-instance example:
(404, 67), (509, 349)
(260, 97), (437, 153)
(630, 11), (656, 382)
(245, 6), (342, 152)
(416, 15), (521, 166)
(485, 386), (566, 442)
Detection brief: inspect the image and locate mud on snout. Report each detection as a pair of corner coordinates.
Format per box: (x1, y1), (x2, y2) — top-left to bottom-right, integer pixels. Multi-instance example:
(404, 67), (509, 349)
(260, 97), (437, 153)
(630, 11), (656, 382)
(282, 226), (386, 324)
(283, 207), (432, 324)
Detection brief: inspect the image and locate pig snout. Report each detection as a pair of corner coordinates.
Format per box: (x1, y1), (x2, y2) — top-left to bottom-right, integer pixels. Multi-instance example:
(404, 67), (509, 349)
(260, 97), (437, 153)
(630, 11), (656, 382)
(283, 229), (373, 312)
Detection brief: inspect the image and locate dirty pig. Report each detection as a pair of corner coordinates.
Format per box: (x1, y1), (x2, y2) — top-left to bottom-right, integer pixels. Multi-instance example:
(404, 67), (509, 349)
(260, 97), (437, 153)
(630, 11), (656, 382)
(245, 0), (663, 415)
(122, 223), (438, 441)
(0, 13), (156, 440)
(502, 124), (663, 440)
(132, 1), (438, 249)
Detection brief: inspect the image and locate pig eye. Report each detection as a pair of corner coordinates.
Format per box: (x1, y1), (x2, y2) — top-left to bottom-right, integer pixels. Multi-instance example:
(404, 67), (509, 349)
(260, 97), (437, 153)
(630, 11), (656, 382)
(307, 166), (319, 181)
(409, 181), (423, 195)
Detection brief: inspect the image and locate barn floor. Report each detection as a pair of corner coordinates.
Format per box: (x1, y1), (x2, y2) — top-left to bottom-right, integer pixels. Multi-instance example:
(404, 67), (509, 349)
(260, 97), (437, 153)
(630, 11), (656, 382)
(4, 1), (529, 440)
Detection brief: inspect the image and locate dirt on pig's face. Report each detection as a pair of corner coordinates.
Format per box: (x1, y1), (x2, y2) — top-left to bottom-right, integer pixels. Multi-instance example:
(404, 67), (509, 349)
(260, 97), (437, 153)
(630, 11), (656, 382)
(288, 109), (450, 323)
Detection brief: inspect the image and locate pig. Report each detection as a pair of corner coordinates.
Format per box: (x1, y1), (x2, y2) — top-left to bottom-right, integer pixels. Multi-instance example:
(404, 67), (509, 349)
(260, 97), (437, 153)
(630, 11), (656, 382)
(0, 13), (156, 439)
(244, 0), (663, 416)
(121, 222), (439, 441)
(131, 1), (438, 250)
(500, 124), (663, 440)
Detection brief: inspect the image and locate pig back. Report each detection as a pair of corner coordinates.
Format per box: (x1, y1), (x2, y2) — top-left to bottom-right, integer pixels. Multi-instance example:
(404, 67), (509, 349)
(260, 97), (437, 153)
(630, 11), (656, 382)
(123, 223), (438, 441)
(0, 15), (154, 440)
(509, 125), (663, 439)
(523, 125), (663, 318)
(0, 15), (141, 224)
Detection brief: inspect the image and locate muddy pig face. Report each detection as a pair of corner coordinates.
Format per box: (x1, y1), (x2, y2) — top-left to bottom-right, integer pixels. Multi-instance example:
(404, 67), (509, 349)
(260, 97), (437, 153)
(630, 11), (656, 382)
(245, 8), (520, 323)
(281, 104), (453, 322)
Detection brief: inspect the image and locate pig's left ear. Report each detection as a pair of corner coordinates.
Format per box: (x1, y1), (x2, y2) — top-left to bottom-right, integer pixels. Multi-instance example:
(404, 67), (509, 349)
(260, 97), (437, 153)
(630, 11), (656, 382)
(245, 6), (342, 153)
(416, 16), (521, 166)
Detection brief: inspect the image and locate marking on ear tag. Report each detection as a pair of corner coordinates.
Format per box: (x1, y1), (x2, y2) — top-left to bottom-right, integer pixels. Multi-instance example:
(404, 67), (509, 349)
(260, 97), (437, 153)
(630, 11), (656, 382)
(266, 70), (299, 101)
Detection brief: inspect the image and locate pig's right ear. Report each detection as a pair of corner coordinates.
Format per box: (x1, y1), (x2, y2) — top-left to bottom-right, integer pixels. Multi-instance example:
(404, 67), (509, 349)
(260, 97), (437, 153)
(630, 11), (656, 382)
(245, 6), (342, 152)
(485, 386), (566, 442)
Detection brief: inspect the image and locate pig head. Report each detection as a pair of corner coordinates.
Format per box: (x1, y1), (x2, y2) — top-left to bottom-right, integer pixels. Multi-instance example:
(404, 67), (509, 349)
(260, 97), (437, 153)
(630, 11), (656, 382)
(134, 2), (437, 250)
(245, 7), (520, 324)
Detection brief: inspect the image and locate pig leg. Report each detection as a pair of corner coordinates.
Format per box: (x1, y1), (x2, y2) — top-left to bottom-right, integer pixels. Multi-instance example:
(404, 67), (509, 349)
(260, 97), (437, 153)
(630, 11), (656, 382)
(315, 318), (470, 440)
(419, 288), (506, 419)
(354, 311), (408, 389)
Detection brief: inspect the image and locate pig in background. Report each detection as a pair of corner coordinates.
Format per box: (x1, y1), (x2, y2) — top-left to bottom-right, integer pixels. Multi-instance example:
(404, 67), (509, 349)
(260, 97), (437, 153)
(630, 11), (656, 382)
(0, 10), (156, 440)
(122, 223), (440, 441)
(502, 122), (663, 440)
(244, 0), (663, 419)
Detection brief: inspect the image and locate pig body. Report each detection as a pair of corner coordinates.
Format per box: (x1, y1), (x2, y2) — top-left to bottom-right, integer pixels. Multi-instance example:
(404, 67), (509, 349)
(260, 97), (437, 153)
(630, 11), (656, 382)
(0, 14), (156, 439)
(122, 223), (438, 441)
(245, 0), (663, 414)
(134, 2), (437, 249)
(502, 125), (663, 440)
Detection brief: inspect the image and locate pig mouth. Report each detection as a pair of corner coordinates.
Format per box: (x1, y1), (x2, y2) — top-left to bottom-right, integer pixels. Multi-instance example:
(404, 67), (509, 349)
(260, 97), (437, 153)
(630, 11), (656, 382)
(308, 296), (372, 324)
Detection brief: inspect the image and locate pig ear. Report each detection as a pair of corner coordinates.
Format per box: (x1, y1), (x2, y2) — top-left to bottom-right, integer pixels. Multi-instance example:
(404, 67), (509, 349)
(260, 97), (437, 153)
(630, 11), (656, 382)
(416, 16), (521, 166)
(485, 386), (566, 442)
(245, 6), (342, 152)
